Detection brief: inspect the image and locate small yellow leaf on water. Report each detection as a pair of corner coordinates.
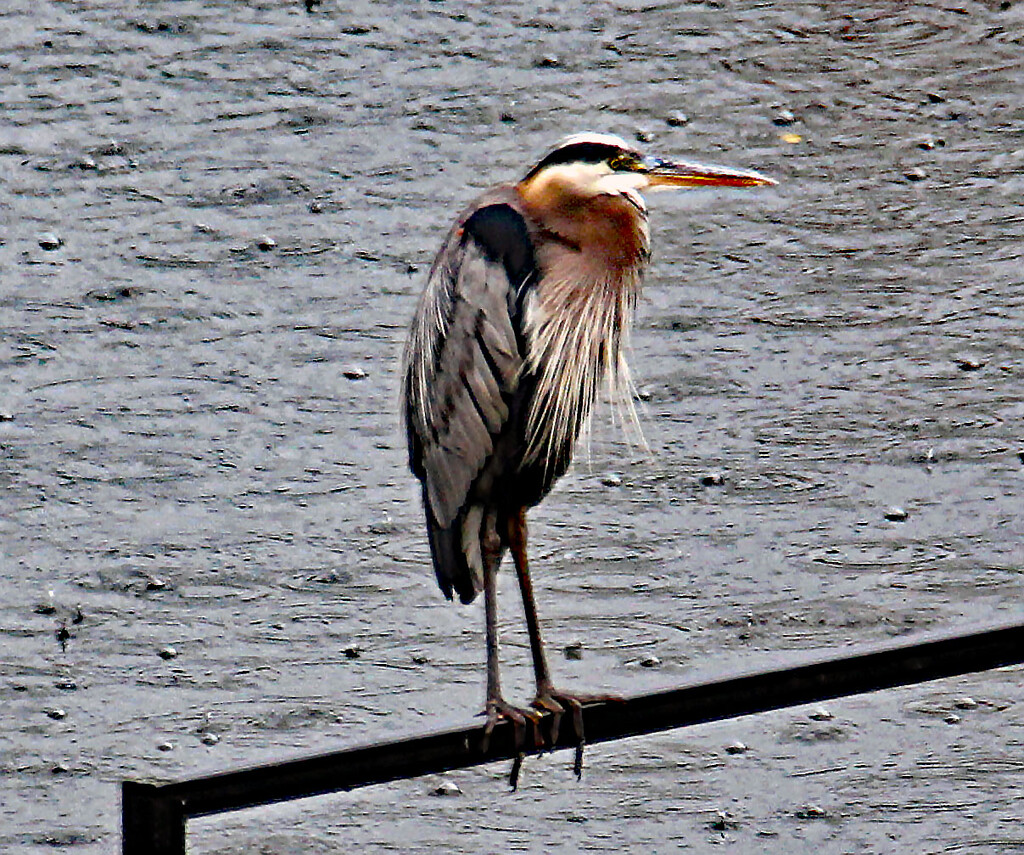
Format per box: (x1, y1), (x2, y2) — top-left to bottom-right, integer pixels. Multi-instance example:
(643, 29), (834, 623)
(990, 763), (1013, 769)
(780, 132), (802, 144)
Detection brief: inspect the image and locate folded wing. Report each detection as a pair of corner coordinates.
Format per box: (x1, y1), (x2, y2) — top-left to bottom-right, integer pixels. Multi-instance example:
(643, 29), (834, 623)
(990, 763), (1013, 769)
(403, 195), (536, 601)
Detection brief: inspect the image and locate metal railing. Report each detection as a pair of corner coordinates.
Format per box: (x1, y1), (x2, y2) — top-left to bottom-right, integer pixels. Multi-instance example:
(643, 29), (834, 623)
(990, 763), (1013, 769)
(122, 620), (1024, 854)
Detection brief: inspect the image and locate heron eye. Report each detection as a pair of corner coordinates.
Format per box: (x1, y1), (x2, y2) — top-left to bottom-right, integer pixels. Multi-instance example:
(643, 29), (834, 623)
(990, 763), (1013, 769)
(608, 153), (638, 172)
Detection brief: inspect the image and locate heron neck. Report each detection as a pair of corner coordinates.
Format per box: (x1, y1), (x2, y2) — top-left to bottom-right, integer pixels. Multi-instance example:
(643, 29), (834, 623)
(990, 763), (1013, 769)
(515, 179), (650, 276)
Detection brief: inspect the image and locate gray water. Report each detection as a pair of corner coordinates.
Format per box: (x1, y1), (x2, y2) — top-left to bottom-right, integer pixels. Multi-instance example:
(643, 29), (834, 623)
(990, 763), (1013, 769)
(2, 1), (1023, 852)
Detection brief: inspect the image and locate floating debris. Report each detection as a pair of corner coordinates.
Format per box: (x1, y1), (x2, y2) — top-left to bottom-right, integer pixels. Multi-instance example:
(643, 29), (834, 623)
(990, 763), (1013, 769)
(45, 708), (67, 720)
(85, 285), (141, 302)
(38, 233), (63, 251)
(342, 366), (368, 380)
(157, 741), (174, 752)
(955, 357), (984, 371)
(808, 706), (834, 721)
(256, 234), (277, 251)
(953, 696), (978, 710)
(343, 647), (361, 660)
(145, 576), (168, 591)
(780, 132), (803, 144)
(944, 713), (961, 725)
(367, 517), (396, 535)
(724, 740), (748, 755)
(772, 108), (796, 126)
(200, 733), (220, 746)
(709, 809), (740, 831)
(99, 139), (126, 156)
(795, 804), (828, 820)
(700, 471), (725, 487)
(884, 506), (909, 522)
(311, 569), (347, 584)
(430, 779), (462, 797)
(634, 127), (655, 143)
(639, 654), (661, 668)
(665, 110), (689, 127)
(158, 646), (178, 660)
(904, 166), (928, 182)
(600, 473), (622, 487)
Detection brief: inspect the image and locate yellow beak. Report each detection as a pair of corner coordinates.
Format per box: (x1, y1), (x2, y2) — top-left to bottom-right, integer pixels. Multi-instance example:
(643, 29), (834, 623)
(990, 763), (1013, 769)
(644, 158), (777, 189)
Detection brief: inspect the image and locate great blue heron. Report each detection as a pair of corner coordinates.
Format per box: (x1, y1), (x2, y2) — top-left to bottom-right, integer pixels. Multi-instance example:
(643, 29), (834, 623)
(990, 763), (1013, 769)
(402, 132), (774, 765)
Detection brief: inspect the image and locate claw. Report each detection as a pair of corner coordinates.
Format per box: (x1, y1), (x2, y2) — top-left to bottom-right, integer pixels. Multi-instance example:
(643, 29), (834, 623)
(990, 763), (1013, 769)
(570, 700), (585, 779)
(532, 688), (621, 779)
(508, 752), (524, 790)
(481, 690), (617, 784)
(481, 698), (543, 755)
(531, 693), (565, 745)
(481, 699), (543, 791)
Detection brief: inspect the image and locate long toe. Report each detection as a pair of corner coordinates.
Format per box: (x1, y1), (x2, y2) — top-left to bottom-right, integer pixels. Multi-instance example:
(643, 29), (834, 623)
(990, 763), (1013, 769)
(533, 687), (623, 779)
(531, 693), (565, 745)
(482, 698), (544, 754)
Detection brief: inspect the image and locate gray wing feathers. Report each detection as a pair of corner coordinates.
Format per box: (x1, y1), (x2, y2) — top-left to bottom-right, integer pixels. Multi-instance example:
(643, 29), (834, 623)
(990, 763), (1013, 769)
(408, 236), (523, 529)
(478, 312), (520, 389)
(462, 358), (506, 433)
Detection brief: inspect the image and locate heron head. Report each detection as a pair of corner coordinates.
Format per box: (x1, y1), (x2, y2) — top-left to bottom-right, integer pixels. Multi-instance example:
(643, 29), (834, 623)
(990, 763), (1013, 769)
(520, 132), (776, 203)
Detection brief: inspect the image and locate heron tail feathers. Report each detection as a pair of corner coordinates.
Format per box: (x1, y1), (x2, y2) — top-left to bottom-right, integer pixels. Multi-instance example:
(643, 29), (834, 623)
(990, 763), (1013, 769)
(423, 492), (504, 606)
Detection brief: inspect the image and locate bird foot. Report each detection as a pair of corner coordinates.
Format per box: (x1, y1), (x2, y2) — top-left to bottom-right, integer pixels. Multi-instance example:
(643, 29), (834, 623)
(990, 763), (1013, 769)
(532, 687), (623, 779)
(480, 690), (622, 786)
(481, 698), (544, 753)
(481, 698), (545, 790)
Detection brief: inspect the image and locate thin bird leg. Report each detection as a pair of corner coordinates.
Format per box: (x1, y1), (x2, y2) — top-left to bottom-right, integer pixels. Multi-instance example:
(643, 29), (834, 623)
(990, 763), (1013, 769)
(481, 542), (541, 761)
(484, 547), (503, 708)
(507, 508), (554, 693)
(509, 508), (619, 778)
(507, 508), (576, 755)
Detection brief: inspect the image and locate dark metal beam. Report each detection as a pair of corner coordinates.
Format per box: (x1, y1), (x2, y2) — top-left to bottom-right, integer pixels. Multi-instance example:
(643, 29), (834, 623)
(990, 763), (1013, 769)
(122, 620), (1024, 855)
(121, 781), (185, 854)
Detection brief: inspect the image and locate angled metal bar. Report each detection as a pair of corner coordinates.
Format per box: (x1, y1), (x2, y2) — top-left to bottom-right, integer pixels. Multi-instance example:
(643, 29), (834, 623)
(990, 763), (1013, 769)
(122, 780), (185, 854)
(122, 620), (1024, 855)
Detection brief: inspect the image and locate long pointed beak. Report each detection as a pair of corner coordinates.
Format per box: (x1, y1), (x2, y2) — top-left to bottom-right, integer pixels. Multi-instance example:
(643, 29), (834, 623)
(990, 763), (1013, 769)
(644, 157), (777, 189)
